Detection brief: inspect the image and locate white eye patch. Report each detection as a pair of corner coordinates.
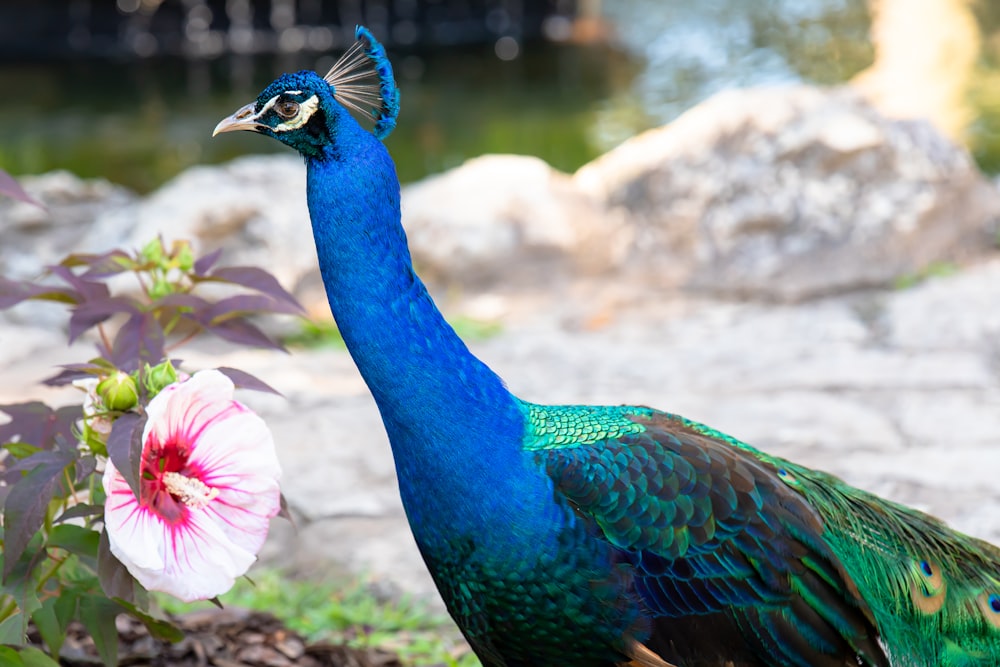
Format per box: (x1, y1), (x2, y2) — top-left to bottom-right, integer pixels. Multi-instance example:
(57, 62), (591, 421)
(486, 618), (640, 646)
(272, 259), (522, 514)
(244, 93), (320, 133)
(274, 95), (320, 132)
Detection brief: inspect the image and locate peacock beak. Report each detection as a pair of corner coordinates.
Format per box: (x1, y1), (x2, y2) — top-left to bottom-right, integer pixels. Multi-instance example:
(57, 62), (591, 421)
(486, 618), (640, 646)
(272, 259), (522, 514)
(212, 103), (262, 136)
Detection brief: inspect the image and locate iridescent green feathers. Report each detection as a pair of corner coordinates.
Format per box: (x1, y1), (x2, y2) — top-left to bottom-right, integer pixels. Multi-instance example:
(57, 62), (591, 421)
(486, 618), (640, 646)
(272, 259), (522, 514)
(323, 25), (400, 140)
(524, 402), (1000, 666)
(769, 456), (1000, 667)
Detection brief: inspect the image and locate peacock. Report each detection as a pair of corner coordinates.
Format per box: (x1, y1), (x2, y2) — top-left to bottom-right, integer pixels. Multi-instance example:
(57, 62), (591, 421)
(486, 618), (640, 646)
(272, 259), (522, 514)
(213, 27), (1000, 667)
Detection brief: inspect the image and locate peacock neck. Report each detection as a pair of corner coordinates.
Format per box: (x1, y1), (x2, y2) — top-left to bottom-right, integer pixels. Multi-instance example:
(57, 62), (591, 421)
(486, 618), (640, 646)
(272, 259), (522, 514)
(304, 135), (553, 549)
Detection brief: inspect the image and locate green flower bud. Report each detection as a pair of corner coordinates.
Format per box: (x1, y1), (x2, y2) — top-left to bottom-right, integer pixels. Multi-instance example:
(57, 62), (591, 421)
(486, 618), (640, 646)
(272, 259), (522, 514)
(141, 238), (166, 267)
(174, 241), (195, 272)
(149, 276), (175, 300)
(97, 371), (139, 412)
(145, 360), (179, 394)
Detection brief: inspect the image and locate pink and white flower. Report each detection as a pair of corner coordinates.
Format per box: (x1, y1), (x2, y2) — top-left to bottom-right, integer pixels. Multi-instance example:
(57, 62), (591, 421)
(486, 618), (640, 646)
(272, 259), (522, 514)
(103, 369), (282, 602)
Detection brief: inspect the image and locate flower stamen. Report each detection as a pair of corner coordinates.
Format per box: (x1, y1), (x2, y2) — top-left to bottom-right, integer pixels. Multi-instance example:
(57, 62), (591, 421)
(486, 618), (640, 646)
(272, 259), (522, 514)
(162, 471), (219, 508)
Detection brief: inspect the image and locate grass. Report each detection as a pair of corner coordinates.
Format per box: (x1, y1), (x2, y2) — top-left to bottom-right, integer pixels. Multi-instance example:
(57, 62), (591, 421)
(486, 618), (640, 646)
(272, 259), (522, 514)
(892, 261), (959, 290)
(157, 570), (480, 667)
(282, 315), (502, 350)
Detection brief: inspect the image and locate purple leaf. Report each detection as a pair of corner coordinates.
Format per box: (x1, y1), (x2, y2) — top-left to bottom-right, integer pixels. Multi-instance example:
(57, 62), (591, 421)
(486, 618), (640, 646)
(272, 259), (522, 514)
(0, 167), (43, 208)
(203, 294), (304, 321)
(0, 277), (80, 310)
(54, 503), (103, 524)
(2, 450), (76, 581)
(109, 312), (165, 371)
(70, 297), (142, 341)
(278, 493), (294, 522)
(69, 296), (142, 343)
(47, 265), (110, 303)
(200, 267), (303, 312)
(97, 531), (135, 604)
(216, 367), (283, 396)
(193, 248), (223, 275)
(106, 412), (145, 501)
(75, 454), (98, 482)
(153, 292), (211, 311)
(42, 363), (103, 387)
(203, 318), (285, 351)
(61, 251), (133, 277)
(0, 403), (79, 452)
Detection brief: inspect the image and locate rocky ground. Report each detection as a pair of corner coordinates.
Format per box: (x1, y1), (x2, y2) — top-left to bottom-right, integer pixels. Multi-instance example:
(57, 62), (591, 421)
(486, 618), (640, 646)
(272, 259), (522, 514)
(3, 83), (1000, 613)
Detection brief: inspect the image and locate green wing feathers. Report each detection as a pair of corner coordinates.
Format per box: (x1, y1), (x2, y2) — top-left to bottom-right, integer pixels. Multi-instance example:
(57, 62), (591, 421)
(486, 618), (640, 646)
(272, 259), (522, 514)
(525, 402), (1000, 666)
(767, 458), (1000, 666)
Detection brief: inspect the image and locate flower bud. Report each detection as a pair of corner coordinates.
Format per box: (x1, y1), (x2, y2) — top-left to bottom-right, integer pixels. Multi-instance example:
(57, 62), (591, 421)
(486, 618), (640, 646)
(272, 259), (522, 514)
(173, 241), (195, 272)
(97, 371), (139, 412)
(149, 276), (175, 300)
(141, 238), (166, 267)
(145, 360), (179, 394)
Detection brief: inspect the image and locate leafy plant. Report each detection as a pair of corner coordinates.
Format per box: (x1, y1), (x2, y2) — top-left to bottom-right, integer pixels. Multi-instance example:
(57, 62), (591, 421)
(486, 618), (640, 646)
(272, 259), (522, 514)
(159, 570), (480, 667)
(0, 168), (302, 664)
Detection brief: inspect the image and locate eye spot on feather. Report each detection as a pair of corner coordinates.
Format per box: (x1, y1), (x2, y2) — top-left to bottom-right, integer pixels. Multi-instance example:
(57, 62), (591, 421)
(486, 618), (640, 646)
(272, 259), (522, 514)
(979, 593), (1000, 628)
(910, 558), (947, 614)
(776, 468), (800, 486)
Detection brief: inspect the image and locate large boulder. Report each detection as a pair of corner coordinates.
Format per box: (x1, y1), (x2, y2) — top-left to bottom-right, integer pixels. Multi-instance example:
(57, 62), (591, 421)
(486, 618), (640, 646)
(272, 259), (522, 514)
(575, 85), (1000, 300)
(401, 154), (623, 287)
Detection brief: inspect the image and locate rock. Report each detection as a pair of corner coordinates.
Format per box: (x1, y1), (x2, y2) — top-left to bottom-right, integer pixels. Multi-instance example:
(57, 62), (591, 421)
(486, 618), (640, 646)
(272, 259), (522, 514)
(0, 171), (136, 327)
(575, 85), (1000, 300)
(0, 171), (136, 280)
(401, 154), (624, 286)
(86, 155), (319, 309)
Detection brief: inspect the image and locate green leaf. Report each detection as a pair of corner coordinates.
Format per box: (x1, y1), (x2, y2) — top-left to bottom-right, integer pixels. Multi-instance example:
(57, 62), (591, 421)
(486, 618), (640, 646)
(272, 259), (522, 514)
(114, 599), (184, 642)
(47, 524), (100, 559)
(1, 442), (40, 460)
(17, 644), (61, 667)
(0, 532), (44, 639)
(78, 595), (121, 667)
(0, 646), (24, 666)
(54, 589), (79, 630)
(30, 598), (65, 659)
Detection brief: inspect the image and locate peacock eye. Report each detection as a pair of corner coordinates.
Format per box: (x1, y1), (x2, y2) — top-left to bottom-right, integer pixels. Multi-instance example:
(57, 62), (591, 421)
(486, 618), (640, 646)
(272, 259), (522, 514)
(276, 99), (299, 119)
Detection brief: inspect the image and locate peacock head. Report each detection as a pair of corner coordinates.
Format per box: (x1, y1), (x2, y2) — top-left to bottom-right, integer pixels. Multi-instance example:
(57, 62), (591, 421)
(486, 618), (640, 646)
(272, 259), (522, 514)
(213, 26), (399, 157)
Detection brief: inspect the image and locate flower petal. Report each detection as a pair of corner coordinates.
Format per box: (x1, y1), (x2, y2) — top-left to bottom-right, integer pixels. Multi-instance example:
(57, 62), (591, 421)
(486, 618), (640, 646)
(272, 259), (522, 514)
(142, 369), (237, 450)
(103, 369), (282, 601)
(104, 458), (261, 601)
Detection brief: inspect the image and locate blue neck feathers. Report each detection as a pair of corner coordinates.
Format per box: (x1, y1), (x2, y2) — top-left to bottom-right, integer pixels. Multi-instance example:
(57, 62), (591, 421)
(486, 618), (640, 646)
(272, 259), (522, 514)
(303, 116), (555, 551)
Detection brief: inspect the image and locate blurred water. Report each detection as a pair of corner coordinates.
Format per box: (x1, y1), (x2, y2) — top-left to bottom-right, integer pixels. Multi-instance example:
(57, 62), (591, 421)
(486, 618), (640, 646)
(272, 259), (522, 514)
(0, 0), (904, 193)
(0, 42), (636, 192)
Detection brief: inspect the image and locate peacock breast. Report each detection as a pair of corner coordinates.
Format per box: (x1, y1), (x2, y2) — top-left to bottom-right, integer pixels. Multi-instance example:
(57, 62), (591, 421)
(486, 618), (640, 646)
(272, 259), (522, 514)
(416, 519), (645, 667)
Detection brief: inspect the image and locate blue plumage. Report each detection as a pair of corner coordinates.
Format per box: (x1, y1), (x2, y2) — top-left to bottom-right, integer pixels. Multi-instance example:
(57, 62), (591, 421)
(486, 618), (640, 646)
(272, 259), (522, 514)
(213, 27), (1000, 667)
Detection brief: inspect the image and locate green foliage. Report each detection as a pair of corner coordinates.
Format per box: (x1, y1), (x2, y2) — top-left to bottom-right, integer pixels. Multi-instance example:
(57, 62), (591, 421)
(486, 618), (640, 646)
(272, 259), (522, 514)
(282, 318), (346, 349)
(283, 314), (502, 350)
(0, 170), (300, 663)
(158, 571), (480, 667)
(892, 261), (959, 290)
(447, 316), (503, 342)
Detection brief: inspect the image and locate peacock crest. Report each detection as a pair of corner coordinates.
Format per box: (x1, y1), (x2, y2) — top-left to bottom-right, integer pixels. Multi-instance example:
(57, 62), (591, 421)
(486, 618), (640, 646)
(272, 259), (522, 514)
(323, 25), (400, 140)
